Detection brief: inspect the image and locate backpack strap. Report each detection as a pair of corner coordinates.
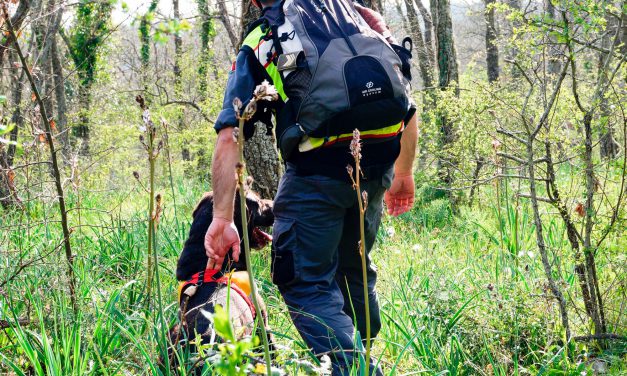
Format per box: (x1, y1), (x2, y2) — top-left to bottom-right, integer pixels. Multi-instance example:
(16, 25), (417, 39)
(241, 23), (288, 101)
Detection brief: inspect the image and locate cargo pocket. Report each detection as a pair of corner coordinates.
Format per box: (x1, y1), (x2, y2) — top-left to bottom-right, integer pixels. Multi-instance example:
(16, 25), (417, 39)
(271, 219), (298, 286)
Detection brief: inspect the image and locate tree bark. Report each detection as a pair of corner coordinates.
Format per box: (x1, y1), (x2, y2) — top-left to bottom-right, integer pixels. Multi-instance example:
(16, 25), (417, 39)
(545, 0), (561, 75)
(75, 83), (91, 155)
(0, 0), (29, 66)
(484, 0), (499, 82)
(415, 0), (435, 67)
(244, 125), (283, 199)
(216, 0), (239, 53)
(361, 0), (382, 13)
(502, 0), (521, 78)
(599, 10), (620, 159)
(582, 112), (606, 334)
(239, 0), (260, 44)
(197, 0), (216, 99)
(238, 0), (281, 199)
(433, 0), (459, 188)
(49, 3), (68, 154)
(434, 0), (459, 91)
(404, 0), (434, 89)
(173, 0), (182, 89)
(0, 53), (24, 209)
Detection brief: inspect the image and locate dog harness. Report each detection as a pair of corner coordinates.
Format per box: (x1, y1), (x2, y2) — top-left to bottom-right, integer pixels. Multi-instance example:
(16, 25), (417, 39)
(178, 269), (257, 319)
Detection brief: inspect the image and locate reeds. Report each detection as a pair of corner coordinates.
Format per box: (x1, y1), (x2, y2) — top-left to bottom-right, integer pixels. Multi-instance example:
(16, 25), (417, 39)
(347, 129), (372, 374)
(231, 80), (278, 376)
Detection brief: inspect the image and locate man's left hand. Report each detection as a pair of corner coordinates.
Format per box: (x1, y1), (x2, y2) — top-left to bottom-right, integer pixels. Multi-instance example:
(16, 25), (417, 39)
(384, 173), (415, 216)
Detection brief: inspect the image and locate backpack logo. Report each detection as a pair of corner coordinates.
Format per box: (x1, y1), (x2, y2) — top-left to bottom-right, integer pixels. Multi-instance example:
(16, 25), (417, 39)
(362, 81), (381, 97)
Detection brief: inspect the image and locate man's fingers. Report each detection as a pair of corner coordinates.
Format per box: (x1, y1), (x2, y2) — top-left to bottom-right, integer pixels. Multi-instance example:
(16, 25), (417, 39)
(232, 242), (241, 262)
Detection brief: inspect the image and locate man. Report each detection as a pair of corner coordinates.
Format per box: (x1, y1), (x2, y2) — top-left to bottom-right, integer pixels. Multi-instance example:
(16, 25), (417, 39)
(205, 0), (417, 373)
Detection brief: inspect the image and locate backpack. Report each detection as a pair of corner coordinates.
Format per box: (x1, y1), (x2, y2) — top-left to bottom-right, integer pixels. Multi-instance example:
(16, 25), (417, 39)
(244, 0), (412, 160)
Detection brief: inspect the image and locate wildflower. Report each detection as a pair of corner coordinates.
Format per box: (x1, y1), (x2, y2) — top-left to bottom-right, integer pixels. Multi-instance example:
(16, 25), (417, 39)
(242, 99), (257, 120)
(346, 164), (354, 177)
(350, 129), (361, 160)
(491, 139), (501, 150)
(142, 110), (151, 126)
(232, 97), (243, 116)
(253, 80), (279, 101)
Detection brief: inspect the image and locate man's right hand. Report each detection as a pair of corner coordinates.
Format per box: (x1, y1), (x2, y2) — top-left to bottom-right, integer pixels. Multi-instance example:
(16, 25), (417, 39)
(205, 217), (241, 270)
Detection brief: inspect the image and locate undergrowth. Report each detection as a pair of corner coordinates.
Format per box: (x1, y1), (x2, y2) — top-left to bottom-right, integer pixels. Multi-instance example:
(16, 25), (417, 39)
(0, 176), (625, 375)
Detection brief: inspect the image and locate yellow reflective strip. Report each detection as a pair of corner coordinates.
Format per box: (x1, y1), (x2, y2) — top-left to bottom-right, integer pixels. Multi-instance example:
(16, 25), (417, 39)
(242, 26), (287, 100)
(299, 122), (404, 152)
(265, 64), (287, 101)
(242, 26), (266, 49)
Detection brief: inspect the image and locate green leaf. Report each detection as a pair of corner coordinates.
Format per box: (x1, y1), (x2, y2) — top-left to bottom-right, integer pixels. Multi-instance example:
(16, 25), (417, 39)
(0, 95), (6, 104)
(212, 305), (235, 342)
(0, 122), (15, 136)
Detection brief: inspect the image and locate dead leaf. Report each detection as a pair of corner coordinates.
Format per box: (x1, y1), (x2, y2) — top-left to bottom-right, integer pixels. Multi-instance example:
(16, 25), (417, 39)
(31, 92), (36, 102)
(7, 169), (15, 185)
(49, 119), (56, 131)
(575, 202), (585, 217)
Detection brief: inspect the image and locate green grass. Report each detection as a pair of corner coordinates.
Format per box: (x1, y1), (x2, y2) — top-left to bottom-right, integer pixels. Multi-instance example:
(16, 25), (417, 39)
(0, 177), (625, 375)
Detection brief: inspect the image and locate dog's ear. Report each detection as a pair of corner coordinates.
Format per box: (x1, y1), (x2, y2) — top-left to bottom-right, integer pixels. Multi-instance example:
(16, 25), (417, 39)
(192, 192), (214, 218)
(256, 198), (274, 227)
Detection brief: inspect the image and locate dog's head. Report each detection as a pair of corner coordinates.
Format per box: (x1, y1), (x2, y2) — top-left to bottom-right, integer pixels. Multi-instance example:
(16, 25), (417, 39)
(175, 184), (274, 281)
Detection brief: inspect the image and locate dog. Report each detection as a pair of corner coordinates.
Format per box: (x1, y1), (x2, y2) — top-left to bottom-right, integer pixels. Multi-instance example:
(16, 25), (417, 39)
(167, 183), (274, 370)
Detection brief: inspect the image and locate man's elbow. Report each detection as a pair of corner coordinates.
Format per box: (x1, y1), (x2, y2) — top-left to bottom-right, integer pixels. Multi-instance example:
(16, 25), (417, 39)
(215, 128), (238, 150)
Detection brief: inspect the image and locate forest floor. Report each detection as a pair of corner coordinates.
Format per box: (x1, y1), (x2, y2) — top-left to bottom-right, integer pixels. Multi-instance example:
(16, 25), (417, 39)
(0, 177), (625, 375)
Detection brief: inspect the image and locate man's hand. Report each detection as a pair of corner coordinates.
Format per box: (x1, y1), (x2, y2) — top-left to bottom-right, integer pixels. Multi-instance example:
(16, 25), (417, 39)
(205, 217), (241, 270)
(384, 173), (415, 216)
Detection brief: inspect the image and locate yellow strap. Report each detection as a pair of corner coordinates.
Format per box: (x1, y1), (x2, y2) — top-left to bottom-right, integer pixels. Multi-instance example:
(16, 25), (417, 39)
(299, 122), (404, 152)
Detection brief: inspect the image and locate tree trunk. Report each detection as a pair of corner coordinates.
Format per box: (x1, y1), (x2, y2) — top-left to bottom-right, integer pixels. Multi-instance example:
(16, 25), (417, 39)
(582, 112), (606, 335)
(216, 0), (239, 53)
(244, 125), (284, 199)
(361, 0), (382, 13)
(434, 0), (459, 91)
(484, 0), (499, 83)
(49, 4), (69, 155)
(545, 0), (561, 75)
(239, 0), (260, 44)
(404, 0), (434, 89)
(599, 11), (620, 159)
(74, 84), (91, 155)
(0, 54), (24, 209)
(415, 0), (435, 67)
(173, 0), (182, 89)
(433, 0), (459, 188)
(502, 0), (521, 78)
(238, 0), (281, 199)
(527, 139), (571, 340)
(0, 0), (29, 66)
(197, 0), (216, 99)
(140, 1), (158, 97)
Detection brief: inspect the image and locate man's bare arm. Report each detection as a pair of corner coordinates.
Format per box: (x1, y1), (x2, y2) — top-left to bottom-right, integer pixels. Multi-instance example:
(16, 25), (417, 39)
(395, 114), (418, 175)
(212, 128), (239, 219)
(205, 127), (242, 270)
(384, 114), (418, 216)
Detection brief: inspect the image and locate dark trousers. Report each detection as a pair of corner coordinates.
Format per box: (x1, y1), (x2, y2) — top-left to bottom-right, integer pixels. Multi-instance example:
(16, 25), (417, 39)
(271, 164), (392, 375)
